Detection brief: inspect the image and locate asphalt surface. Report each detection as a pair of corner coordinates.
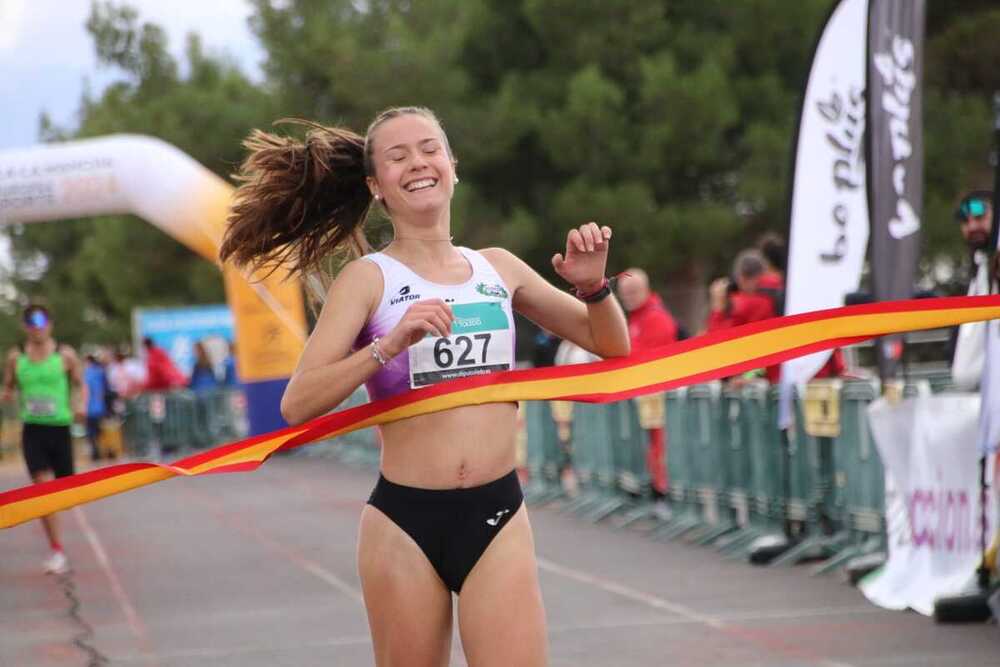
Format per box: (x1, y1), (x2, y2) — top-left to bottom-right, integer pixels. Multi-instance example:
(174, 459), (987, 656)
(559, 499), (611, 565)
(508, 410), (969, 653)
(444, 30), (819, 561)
(2, 451), (998, 666)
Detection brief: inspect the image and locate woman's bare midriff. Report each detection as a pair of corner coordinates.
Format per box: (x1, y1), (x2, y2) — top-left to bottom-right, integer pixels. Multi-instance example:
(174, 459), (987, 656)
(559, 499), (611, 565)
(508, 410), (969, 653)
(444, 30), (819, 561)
(377, 402), (519, 489)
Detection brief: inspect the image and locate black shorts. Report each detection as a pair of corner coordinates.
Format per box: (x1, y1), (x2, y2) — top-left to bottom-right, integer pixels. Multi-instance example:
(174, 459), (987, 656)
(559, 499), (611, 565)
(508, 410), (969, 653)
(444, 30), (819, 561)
(368, 470), (523, 593)
(22, 423), (75, 478)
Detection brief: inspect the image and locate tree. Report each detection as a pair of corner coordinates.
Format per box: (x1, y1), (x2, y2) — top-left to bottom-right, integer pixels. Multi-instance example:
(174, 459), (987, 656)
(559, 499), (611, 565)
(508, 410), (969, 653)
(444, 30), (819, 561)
(7, 0), (999, 340)
(5, 1), (279, 346)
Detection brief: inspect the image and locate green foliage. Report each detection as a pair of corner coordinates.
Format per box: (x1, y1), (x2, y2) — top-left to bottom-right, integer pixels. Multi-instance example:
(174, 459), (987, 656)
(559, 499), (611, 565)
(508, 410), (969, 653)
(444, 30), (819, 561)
(5, 1), (278, 346)
(5, 0), (999, 342)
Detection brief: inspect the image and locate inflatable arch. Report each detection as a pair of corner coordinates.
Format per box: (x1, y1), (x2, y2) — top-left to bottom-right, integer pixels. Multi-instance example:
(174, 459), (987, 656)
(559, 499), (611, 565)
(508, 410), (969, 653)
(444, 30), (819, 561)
(0, 135), (307, 435)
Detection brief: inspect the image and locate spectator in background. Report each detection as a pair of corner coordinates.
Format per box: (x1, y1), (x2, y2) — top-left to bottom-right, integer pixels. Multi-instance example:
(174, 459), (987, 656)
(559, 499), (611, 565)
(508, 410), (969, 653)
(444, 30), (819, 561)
(83, 353), (109, 462)
(707, 249), (780, 383)
(549, 339), (600, 496)
(188, 341), (219, 394)
(532, 328), (562, 369)
(221, 340), (240, 387)
(107, 347), (146, 402)
(949, 190), (1000, 590)
(617, 268), (678, 519)
(753, 233), (848, 380)
(143, 337), (185, 392)
(756, 232), (786, 313)
(951, 190), (994, 390)
(757, 232), (786, 286)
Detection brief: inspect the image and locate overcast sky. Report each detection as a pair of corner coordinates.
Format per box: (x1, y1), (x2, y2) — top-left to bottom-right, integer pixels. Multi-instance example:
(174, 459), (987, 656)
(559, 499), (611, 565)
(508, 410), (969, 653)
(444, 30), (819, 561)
(0, 0), (264, 151)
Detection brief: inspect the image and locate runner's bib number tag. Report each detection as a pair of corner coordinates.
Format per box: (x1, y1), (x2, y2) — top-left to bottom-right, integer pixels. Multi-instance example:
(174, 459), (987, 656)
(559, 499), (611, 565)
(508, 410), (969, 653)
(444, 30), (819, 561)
(409, 302), (513, 389)
(25, 396), (57, 418)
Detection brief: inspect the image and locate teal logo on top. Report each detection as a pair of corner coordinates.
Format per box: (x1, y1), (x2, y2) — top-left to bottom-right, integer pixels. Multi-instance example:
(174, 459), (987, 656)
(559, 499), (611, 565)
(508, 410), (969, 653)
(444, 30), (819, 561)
(475, 282), (509, 299)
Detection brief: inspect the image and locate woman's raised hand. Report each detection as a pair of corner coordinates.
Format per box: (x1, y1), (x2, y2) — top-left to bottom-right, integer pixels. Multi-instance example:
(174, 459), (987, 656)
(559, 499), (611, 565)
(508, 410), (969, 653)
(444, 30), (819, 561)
(551, 222), (613, 292)
(380, 299), (454, 358)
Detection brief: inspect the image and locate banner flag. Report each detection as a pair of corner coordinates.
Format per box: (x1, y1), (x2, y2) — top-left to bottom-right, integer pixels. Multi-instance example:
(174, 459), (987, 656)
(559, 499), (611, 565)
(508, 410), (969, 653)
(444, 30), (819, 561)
(868, 0), (926, 378)
(780, 0), (870, 425)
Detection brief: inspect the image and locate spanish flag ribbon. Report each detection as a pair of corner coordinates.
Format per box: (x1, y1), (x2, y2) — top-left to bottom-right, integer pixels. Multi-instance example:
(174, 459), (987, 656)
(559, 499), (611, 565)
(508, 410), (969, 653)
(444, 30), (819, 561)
(2, 295), (999, 529)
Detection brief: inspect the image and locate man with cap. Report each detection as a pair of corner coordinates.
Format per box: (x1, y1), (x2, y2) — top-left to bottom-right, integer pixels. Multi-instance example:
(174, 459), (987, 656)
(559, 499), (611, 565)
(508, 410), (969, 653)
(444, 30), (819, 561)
(2, 305), (87, 574)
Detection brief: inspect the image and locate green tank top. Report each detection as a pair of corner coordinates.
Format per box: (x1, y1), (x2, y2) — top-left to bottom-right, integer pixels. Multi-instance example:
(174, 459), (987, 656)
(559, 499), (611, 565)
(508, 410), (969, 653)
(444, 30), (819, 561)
(16, 351), (73, 426)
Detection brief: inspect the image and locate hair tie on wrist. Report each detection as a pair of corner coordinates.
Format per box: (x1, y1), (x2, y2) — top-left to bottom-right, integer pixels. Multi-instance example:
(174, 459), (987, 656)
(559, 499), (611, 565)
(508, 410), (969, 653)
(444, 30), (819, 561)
(575, 277), (611, 304)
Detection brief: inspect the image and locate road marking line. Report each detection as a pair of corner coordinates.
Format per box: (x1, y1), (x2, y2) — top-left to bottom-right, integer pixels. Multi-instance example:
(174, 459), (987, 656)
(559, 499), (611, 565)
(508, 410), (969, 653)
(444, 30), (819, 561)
(184, 488), (365, 604)
(74, 506), (158, 663)
(536, 555), (858, 667)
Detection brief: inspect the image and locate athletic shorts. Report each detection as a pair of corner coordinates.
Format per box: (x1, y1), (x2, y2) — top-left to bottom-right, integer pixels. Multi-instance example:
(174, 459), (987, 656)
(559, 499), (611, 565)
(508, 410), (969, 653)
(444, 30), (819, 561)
(368, 470), (523, 593)
(22, 423), (75, 478)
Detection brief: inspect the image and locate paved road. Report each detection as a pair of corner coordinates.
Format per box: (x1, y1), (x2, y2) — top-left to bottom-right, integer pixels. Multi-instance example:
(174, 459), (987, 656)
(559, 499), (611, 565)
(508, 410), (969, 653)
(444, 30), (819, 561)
(2, 453), (997, 666)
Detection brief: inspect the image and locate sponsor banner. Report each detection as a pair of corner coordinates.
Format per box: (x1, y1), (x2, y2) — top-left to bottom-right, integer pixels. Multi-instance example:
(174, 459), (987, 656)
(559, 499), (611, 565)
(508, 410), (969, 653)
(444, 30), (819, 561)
(861, 394), (997, 615)
(780, 0), (870, 424)
(133, 304), (234, 377)
(868, 0), (926, 378)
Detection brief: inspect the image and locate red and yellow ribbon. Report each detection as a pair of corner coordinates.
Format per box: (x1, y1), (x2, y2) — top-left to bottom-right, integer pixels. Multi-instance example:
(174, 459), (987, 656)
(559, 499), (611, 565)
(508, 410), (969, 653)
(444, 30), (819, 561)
(2, 295), (999, 529)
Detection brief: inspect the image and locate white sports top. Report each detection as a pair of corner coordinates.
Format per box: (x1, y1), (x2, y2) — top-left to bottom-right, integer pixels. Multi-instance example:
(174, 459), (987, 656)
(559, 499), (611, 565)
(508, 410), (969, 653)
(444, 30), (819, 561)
(355, 247), (516, 401)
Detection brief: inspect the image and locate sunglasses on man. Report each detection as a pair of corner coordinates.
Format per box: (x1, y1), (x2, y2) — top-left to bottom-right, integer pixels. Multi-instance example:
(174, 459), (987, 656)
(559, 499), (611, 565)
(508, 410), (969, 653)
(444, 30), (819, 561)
(958, 198), (988, 221)
(23, 310), (50, 329)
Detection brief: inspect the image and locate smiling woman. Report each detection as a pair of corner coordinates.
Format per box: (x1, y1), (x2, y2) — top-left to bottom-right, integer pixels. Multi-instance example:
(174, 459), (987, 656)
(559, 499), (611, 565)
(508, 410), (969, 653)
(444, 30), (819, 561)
(219, 105), (630, 667)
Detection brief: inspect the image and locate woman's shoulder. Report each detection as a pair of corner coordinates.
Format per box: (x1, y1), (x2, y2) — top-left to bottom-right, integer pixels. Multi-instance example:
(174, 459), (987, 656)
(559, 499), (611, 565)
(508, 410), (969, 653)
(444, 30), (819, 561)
(477, 247), (524, 271)
(333, 256), (384, 287)
(320, 256), (384, 314)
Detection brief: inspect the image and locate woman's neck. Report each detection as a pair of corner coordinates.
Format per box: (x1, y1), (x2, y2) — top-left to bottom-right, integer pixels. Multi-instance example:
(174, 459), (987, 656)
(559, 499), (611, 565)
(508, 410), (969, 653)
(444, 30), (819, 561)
(387, 211), (455, 262)
(385, 238), (460, 268)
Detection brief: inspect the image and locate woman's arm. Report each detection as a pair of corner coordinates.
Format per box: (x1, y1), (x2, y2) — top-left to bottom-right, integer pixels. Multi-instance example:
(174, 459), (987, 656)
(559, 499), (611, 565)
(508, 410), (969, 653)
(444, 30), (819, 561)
(281, 258), (456, 425)
(280, 259), (384, 425)
(483, 224), (630, 358)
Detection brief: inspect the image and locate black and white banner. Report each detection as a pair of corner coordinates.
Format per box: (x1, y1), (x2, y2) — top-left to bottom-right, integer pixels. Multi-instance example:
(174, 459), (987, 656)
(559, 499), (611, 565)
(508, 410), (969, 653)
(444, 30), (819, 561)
(780, 0), (869, 423)
(868, 0), (925, 379)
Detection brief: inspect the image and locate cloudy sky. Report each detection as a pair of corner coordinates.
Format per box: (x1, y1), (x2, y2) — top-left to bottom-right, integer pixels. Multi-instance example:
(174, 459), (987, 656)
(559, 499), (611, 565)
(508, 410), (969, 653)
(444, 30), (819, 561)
(0, 0), (264, 150)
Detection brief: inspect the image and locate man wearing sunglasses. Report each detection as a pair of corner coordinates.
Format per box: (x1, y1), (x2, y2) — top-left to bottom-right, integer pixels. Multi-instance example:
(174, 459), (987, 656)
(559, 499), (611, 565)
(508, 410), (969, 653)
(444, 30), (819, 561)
(957, 191), (993, 253)
(951, 191), (995, 390)
(2, 305), (87, 575)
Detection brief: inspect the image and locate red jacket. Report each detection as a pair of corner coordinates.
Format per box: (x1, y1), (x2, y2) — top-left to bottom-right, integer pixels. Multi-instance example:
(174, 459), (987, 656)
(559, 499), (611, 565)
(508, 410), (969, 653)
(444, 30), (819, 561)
(758, 271), (783, 291)
(628, 293), (678, 352)
(707, 291), (777, 331)
(145, 346), (186, 391)
(707, 291), (779, 382)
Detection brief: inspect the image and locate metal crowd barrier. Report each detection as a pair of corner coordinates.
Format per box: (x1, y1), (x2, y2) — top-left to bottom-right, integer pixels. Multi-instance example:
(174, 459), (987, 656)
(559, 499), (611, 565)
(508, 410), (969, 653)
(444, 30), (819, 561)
(521, 378), (913, 571)
(121, 388), (249, 457)
(108, 378), (933, 576)
(120, 386), (382, 464)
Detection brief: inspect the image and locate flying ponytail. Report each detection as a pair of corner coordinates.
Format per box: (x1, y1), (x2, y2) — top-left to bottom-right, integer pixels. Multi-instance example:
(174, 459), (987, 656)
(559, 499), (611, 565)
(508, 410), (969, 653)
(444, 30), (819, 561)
(219, 119), (373, 277)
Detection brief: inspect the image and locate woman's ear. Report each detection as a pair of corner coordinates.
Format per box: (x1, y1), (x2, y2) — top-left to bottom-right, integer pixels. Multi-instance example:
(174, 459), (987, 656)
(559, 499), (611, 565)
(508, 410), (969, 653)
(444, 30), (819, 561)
(367, 176), (380, 200)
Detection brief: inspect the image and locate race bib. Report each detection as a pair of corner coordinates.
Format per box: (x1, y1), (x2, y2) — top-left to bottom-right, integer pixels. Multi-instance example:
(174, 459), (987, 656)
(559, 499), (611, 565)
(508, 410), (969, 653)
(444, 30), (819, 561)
(25, 396), (57, 418)
(409, 301), (513, 389)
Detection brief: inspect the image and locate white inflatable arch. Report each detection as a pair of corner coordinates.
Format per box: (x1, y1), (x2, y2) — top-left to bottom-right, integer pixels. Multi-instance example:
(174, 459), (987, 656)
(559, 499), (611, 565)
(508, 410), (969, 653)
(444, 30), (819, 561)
(0, 135), (306, 434)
